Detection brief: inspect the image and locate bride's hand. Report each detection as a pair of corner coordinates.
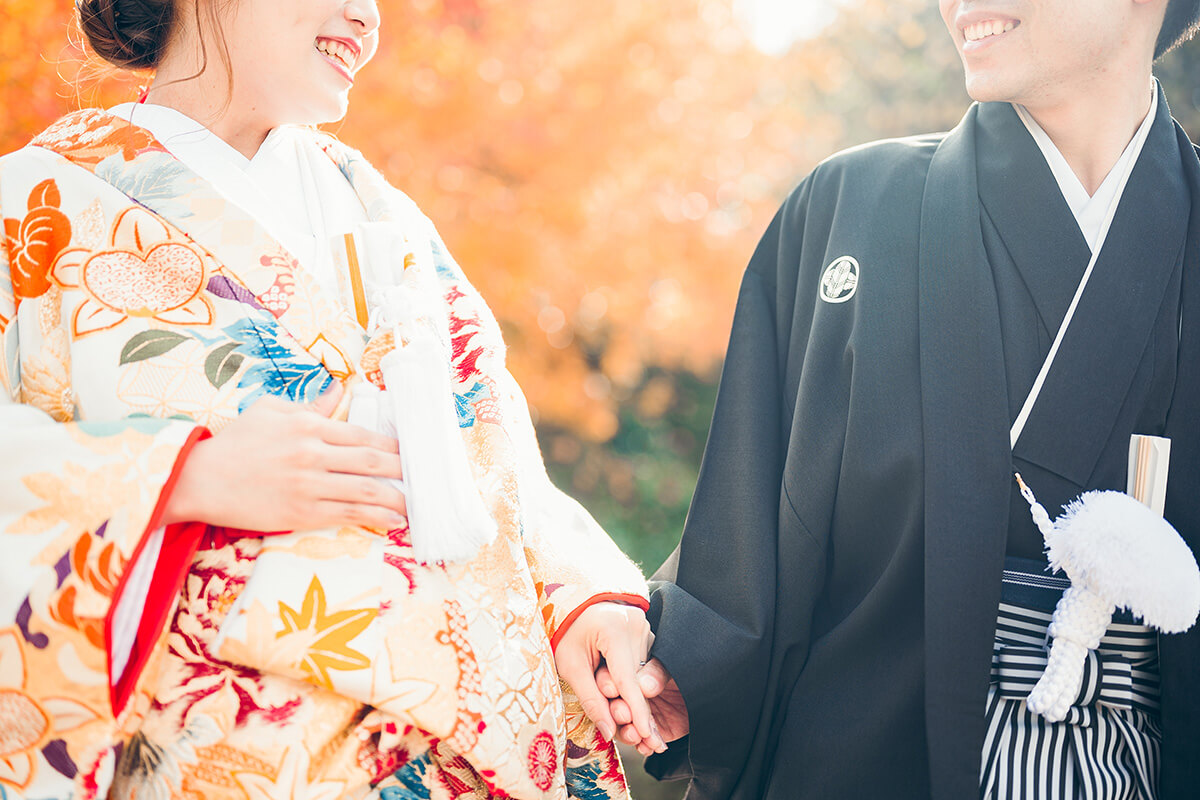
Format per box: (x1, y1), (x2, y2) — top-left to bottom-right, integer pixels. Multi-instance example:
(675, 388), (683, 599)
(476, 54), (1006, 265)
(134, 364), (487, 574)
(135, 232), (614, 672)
(162, 383), (407, 533)
(553, 601), (666, 752)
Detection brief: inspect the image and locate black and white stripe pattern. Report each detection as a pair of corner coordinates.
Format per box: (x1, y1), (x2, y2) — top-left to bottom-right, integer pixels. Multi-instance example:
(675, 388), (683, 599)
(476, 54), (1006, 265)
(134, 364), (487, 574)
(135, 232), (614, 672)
(980, 558), (1161, 799)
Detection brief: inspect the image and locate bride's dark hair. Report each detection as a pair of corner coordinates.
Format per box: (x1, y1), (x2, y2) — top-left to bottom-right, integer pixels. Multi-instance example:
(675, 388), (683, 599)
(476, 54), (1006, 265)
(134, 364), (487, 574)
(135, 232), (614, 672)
(76, 0), (236, 103)
(76, 0), (176, 70)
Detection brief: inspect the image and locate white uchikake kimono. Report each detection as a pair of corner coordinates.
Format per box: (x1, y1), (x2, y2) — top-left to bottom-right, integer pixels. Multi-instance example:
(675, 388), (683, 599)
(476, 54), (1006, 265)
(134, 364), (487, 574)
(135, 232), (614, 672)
(0, 106), (647, 800)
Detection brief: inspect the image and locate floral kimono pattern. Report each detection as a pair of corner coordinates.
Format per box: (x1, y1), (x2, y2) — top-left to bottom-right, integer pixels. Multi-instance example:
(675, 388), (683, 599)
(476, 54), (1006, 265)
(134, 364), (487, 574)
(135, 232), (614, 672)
(0, 110), (647, 800)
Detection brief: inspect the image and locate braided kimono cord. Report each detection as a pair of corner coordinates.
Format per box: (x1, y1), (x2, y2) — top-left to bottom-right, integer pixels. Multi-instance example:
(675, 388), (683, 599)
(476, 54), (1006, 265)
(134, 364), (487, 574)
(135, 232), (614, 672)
(1014, 474), (1200, 723)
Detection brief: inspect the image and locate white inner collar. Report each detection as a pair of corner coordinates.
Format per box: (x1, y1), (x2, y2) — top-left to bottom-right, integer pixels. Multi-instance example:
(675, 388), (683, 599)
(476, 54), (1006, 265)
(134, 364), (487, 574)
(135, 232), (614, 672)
(1013, 85), (1157, 254)
(106, 102), (368, 311)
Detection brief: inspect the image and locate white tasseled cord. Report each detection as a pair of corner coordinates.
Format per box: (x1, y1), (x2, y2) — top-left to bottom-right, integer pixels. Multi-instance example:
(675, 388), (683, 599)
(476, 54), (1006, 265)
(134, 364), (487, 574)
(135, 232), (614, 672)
(378, 331), (497, 563)
(347, 225), (497, 563)
(1015, 474), (1115, 722)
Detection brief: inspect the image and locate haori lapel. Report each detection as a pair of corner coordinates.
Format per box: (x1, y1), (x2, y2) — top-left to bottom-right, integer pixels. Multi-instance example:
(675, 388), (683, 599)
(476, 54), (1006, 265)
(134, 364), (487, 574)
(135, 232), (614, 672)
(917, 104), (1014, 800)
(36, 109), (365, 381)
(1163, 135), (1200, 546)
(1011, 86), (1189, 487)
(975, 103), (1093, 341)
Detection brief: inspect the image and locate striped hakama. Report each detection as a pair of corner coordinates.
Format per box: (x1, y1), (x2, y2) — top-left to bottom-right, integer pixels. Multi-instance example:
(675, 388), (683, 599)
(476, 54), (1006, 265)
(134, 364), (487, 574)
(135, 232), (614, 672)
(981, 557), (1161, 799)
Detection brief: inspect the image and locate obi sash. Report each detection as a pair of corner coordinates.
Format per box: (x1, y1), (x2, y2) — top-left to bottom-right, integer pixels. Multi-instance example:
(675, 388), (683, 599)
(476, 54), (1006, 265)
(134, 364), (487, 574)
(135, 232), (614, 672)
(981, 557), (1161, 800)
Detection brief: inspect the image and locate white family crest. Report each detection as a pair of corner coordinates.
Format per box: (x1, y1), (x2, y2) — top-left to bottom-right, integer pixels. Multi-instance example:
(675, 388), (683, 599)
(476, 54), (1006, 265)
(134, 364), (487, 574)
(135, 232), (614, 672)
(819, 255), (859, 303)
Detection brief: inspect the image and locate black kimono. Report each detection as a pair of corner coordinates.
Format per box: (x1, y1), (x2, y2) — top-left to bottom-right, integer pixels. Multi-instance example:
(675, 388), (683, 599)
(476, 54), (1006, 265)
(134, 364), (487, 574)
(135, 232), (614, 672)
(646, 85), (1200, 799)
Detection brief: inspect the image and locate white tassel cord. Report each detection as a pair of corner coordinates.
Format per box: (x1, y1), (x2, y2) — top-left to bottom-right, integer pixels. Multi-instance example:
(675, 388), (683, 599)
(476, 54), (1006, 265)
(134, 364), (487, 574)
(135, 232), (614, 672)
(1026, 585), (1114, 721)
(1017, 474), (1112, 721)
(1014, 474), (1200, 722)
(344, 223), (497, 564)
(380, 334), (497, 564)
(348, 382), (407, 499)
(1015, 473), (1054, 538)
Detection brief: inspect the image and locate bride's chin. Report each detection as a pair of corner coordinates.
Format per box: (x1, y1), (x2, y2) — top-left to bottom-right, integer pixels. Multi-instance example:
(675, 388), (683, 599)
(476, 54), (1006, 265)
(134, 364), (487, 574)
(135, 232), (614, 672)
(279, 98), (351, 128)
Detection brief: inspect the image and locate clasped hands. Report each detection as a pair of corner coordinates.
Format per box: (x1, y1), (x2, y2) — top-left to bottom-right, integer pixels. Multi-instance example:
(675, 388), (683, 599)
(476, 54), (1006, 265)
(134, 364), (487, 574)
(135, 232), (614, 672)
(163, 384), (688, 753)
(554, 605), (689, 757)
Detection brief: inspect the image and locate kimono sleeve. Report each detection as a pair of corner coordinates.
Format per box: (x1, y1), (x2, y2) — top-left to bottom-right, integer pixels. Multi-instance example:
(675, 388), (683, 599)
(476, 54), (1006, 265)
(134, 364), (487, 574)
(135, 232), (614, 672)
(1159, 193), (1200, 798)
(426, 233), (648, 648)
(645, 180), (825, 796)
(0, 181), (208, 745)
(497, 369), (650, 649)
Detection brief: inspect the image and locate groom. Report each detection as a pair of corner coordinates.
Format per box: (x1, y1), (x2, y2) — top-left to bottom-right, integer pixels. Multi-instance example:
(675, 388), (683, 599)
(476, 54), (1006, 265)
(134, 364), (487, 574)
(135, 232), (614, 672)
(596, 1), (1200, 797)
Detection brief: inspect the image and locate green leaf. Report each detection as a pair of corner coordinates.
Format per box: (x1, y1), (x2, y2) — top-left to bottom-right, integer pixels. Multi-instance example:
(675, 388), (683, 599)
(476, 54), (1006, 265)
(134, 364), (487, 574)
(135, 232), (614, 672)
(205, 342), (244, 389)
(119, 330), (188, 365)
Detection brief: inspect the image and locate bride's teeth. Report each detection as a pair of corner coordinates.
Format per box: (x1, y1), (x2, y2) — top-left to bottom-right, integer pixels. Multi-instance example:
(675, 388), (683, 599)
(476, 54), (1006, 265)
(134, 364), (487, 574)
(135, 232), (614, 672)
(317, 39), (354, 70)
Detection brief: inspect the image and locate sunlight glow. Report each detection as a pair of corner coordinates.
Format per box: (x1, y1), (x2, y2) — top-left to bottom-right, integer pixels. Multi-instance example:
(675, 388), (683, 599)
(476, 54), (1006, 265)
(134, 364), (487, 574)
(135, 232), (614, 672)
(734, 0), (852, 54)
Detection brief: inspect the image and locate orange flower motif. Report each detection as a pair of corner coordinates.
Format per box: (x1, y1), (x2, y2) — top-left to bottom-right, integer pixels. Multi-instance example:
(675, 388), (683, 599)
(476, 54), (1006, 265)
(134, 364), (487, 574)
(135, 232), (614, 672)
(49, 585), (106, 651)
(0, 629), (100, 791)
(3, 179), (72, 306)
(48, 532), (126, 650)
(53, 207), (214, 337)
(31, 109), (160, 166)
(69, 530), (124, 596)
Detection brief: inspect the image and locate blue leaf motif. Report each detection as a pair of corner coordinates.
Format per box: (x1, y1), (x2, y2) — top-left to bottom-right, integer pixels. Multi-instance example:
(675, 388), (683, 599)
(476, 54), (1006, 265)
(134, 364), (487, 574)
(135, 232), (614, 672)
(236, 362), (331, 413)
(221, 318), (332, 412)
(454, 381), (490, 428)
(328, 150), (355, 184)
(379, 752), (432, 799)
(429, 239), (461, 282)
(222, 318), (295, 361)
(96, 153), (195, 219)
(565, 760), (612, 800)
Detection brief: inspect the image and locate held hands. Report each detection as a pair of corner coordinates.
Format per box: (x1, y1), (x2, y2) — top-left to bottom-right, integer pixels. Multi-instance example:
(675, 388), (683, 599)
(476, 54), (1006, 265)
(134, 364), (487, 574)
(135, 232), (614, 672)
(553, 602), (667, 753)
(598, 658), (689, 756)
(162, 383), (408, 533)
(169, 383), (684, 749)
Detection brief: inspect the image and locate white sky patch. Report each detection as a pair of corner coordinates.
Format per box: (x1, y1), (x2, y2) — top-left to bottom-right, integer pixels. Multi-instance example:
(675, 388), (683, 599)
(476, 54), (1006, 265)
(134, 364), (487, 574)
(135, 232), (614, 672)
(733, 0), (852, 54)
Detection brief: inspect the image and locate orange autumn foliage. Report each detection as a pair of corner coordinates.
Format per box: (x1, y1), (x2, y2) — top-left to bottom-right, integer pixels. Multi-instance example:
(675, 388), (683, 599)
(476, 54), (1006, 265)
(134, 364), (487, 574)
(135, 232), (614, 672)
(342, 0), (802, 440)
(0, 0), (807, 440)
(9, 0), (1190, 453)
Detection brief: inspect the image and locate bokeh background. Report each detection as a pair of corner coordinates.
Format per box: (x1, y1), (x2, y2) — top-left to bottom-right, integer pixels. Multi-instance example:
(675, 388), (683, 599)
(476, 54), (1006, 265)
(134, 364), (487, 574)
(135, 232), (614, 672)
(3, 1), (1198, 796)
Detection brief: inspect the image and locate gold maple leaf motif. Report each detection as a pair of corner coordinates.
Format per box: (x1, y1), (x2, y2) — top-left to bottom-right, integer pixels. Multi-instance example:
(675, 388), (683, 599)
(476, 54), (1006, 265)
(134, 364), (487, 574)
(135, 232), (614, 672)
(234, 745), (345, 800)
(276, 576), (377, 690)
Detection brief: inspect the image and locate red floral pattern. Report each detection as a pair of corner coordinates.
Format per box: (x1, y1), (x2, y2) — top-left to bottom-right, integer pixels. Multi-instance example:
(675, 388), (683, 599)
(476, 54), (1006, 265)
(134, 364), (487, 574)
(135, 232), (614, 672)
(527, 731), (556, 791)
(255, 253), (298, 317)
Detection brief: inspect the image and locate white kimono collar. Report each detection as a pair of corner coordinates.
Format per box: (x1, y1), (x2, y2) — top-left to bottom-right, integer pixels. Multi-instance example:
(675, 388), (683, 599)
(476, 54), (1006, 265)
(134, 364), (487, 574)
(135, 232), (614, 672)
(1014, 84), (1157, 255)
(107, 102), (366, 309)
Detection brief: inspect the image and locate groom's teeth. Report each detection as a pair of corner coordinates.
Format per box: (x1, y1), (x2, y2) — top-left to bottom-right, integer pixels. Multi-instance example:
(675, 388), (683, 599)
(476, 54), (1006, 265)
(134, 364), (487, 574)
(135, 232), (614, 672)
(964, 19), (1017, 42)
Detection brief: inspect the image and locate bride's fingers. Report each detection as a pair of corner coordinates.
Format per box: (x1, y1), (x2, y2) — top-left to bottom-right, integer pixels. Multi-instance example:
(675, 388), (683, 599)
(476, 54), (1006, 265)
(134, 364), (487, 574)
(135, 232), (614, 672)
(311, 499), (407, 531)
(310, 381), (345, 417)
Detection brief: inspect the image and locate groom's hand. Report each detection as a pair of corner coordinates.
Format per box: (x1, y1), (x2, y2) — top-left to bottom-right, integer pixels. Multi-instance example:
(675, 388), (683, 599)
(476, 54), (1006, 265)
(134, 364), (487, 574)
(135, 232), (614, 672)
(598, 657), (689, 756)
